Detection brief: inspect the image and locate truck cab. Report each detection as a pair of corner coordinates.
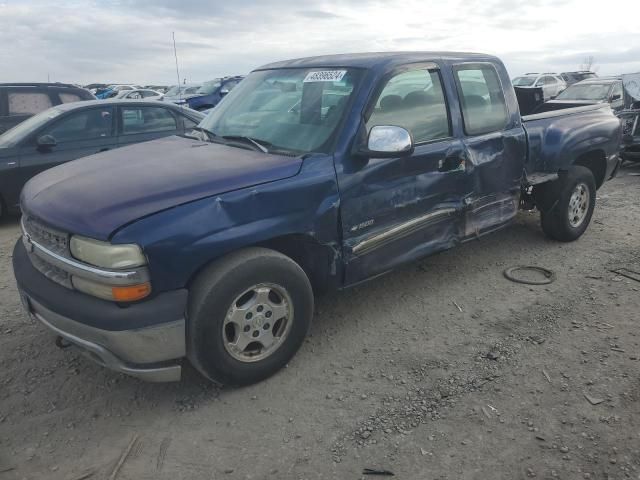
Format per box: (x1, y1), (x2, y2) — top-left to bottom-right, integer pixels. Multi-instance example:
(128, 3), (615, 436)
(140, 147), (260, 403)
(13, 52), (621, 386)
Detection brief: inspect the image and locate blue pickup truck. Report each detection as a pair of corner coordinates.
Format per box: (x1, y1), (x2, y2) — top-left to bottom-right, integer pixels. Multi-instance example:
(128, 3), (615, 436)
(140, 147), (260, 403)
(13, 52), (621, 386)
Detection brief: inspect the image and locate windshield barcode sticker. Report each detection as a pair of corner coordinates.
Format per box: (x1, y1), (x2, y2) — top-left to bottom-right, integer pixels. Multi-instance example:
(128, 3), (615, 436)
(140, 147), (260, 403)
(304, 70), (347, 83)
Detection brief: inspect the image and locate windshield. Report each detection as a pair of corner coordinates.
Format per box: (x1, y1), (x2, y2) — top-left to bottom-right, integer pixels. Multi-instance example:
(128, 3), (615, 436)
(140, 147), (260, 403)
(0, 107), (63, 147)
(513, 76), (536, 87)
(556, 83), (611, 101)
(197, 79), (222, 95)
(199, 68), (362, 154)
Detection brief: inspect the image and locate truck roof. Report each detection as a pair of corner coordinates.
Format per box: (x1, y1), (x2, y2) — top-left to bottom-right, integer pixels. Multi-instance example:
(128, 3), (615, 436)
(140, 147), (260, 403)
(257, 51), (501, 71)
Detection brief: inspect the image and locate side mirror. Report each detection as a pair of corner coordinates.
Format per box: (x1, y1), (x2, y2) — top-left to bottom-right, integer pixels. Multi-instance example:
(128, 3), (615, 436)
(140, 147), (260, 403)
(358, 125), (414, 158)
(37, 134), (56, 150)
(220, 87), (230, 96)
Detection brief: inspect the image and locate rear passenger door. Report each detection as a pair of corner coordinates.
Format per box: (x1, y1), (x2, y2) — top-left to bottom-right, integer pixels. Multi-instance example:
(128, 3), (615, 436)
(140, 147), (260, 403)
(339, 64), (472, 284)
(452, 63), (526, 236)
(17, 106), (117, 188)
(117, 105), (181, 147)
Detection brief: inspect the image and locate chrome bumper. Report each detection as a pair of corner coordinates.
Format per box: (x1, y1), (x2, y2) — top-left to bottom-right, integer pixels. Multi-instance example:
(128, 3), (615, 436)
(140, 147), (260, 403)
(23, 294), (185, 382)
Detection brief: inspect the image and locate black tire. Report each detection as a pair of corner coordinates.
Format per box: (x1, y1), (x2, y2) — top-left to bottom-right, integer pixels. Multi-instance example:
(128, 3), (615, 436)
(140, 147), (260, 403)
(538, 166), (596, 242)
(187, 247), (314, 386)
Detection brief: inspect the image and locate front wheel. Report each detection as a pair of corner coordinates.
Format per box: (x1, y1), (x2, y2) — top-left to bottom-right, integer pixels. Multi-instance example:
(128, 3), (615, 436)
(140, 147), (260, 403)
(538, 166), (596, 242)
(187, 248), (314, 386)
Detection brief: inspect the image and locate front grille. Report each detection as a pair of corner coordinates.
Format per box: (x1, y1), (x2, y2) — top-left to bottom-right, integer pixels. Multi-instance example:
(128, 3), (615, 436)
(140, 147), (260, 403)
(29, 251), (72, 288)
(23, 215), (69, 256)
(22, 215), (73, 289)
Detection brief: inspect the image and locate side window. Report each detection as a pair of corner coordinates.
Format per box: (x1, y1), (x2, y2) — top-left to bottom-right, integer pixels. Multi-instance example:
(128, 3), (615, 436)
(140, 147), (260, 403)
(43, 108), (114, 142)
(610, 83), (623, 101)
(58, 92), (82, 104)
(366, 68), (450, 144)
(544, 76), (557, 85)
(121, 106), (177, 135)
(454, 65), (509, 136)
(8, 92), (53, 115)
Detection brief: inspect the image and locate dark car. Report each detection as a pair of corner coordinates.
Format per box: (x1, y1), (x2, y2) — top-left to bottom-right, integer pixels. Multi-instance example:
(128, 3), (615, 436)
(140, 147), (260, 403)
(0, 83), (95, 135)
(185, 76), (244, 111)
(561, 71), (597, 85)
(0, 99), (204, 217)
(11, 52), (621, 385)
(534, 77), (625, 114)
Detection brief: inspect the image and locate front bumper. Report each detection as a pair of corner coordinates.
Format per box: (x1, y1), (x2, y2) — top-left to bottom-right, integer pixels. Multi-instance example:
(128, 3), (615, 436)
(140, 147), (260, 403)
(13, 240), (187, 382)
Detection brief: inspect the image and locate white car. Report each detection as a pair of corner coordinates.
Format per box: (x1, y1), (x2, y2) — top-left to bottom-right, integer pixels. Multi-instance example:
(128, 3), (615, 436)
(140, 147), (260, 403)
(114, 89), (162, 100)
(512, 73), (567, 100)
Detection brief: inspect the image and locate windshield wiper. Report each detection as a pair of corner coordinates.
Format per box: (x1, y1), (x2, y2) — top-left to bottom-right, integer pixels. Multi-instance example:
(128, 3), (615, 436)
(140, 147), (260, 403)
(221, 135), (271, 153)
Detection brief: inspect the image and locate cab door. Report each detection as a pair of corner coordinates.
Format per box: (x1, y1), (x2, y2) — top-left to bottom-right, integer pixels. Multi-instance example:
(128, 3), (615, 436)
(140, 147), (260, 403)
(17, 106), (116, 189)
(337, 64), (472, 285)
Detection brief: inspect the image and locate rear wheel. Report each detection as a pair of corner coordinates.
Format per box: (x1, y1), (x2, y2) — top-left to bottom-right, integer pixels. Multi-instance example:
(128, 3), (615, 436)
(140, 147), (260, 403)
(538, 166), (596, 242)
(187, 248), (314, 386)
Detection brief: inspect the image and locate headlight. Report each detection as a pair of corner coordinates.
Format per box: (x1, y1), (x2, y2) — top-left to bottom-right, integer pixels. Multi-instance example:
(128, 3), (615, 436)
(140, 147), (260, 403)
(70, 235), (147, 269)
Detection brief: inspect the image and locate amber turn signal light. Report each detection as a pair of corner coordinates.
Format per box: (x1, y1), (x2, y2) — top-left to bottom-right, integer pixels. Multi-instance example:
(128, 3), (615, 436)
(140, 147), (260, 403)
(111, 283), (152, 302)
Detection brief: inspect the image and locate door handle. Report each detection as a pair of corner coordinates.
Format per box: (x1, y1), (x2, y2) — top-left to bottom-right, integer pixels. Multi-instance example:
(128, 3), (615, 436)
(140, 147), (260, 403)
(438, 155), (465, 172)
(98, 147), (110, 152)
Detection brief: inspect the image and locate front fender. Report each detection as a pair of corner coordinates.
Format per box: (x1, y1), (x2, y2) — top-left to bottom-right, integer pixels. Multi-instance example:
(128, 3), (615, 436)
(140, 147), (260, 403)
(112, 155), (341, 293)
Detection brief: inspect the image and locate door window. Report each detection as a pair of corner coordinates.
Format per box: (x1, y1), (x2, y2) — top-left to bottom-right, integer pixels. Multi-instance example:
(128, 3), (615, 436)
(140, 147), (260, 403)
(454, 65), (509, 135)
(8, 92), (53, 115)
(610, 82), (623, 101)
(42, 108), (114, 142)
(366, 68), (450, 144)
(121, 106), (177, 135)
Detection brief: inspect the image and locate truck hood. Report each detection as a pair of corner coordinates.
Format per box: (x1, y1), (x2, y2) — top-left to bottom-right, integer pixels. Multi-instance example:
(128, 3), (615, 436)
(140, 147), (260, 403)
(21, 135), (303, 240)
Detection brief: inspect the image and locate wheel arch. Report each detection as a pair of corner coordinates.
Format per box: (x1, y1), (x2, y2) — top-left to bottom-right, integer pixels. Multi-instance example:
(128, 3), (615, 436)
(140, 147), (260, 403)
(572, 149), (607, 189)
(186, 233), (342, 294)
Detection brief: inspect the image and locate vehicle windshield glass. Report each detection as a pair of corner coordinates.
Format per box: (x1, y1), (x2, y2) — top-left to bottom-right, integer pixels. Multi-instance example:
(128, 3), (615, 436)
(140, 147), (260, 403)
(197, 80), (222, 95)
(556, 83), (611, 101)
(0, 107), (63, 147)
(199, 67), (362, 154)
(512, 76), (536, 87)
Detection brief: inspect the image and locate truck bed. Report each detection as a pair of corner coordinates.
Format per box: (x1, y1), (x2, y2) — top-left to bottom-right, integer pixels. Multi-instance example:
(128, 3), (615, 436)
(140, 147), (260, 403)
(521, 103), (619, 178)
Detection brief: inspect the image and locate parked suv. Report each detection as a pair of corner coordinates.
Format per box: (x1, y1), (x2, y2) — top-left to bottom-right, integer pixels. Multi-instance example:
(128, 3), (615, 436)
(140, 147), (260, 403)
(512, 73), (567, 100)
(0, 83), (95, 134)
(186, 76), (244, 111)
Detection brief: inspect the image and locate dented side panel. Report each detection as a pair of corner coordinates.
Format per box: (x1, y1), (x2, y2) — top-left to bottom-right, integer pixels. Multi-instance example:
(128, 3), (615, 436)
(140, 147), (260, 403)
(112, 155), (342, 293)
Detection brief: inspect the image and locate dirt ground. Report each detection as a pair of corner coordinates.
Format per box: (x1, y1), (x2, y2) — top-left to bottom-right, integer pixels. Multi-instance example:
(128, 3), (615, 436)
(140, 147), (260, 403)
(0, 164), (639, 480)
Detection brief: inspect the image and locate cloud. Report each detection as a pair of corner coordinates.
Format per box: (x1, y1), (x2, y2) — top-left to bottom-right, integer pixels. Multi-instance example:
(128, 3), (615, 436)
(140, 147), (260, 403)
(0, 0), (638, 85)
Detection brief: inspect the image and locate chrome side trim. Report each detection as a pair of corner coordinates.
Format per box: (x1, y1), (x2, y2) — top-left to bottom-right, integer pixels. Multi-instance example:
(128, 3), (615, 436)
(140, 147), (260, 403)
(21, 220), (149, 286)
(352, 208), (457, 256)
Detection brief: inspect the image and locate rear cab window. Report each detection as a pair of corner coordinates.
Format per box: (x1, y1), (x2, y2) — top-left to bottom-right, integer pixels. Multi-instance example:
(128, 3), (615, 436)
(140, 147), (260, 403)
(453, 64), (509, 136)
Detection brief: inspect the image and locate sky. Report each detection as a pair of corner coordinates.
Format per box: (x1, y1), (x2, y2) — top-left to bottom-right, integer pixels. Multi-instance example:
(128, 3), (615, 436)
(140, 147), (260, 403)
(0, 0), (639, 85)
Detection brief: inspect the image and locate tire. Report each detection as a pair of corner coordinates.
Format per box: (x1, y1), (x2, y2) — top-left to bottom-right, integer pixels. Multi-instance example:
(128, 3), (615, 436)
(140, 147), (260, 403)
(187, 247), (314, 386)
(538, 166), (596, 242)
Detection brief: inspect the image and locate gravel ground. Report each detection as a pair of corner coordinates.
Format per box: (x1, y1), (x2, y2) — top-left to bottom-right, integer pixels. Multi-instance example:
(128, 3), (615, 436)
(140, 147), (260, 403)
(0, 164), (639, 480)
